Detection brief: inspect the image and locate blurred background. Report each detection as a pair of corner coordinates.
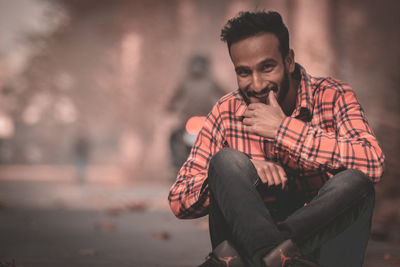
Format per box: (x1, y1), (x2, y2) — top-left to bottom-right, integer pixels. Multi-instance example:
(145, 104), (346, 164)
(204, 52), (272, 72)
(0, 0), (399, 266)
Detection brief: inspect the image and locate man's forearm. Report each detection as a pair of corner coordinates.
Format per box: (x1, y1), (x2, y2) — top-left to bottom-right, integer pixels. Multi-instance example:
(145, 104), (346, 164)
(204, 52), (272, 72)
(273, 117), (385, 181)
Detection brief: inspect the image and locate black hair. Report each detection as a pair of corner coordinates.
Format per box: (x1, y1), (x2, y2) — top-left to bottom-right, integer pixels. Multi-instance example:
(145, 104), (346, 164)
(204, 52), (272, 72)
(220, 11), (289, 58)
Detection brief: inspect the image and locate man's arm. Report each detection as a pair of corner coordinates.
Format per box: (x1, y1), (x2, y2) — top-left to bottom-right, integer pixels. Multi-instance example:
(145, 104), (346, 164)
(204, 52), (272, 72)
(274, 84), (385, 182)
(168, 103), (225, 219)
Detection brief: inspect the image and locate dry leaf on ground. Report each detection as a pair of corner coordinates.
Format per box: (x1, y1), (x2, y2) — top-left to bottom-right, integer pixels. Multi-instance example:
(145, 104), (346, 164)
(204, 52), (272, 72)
(95, 221), (116, 232)
(197, 220), (209, 230)
(125, 201), (148, 212)
(152, 231), (171, 240)
(0, 200), (6, 209)
(0, 259), (16, 267)
(78, 248), (96, 256)
(106, 207), (123, 216)
(384, 253), (400, 264)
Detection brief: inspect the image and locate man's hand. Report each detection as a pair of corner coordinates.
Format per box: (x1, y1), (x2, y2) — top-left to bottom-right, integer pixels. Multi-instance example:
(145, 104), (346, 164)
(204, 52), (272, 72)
(243, 90), (287, 139)
(250, 159), (288, 189)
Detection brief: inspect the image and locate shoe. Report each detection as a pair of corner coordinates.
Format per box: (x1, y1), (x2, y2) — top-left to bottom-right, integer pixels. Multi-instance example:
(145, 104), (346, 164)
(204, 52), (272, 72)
(281, 257), (322, 267)
(263, 240), (321, 267)
(197, 240), (245, 267)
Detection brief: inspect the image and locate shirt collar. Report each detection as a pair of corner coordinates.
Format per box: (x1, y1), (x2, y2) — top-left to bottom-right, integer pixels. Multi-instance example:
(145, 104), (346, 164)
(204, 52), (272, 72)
(291, 63), (314, 119)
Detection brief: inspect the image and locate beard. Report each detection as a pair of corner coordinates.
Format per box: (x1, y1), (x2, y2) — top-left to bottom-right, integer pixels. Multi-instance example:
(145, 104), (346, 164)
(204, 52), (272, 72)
(277, 66), (290, 105)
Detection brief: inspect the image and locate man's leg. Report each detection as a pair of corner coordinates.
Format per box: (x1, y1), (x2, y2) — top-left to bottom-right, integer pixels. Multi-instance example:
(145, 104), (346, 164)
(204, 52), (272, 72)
(207, 148), (285, 263)
(276, 169), (374, 266)
(208, 191), (233, 250)
(318, 191), (374, 267)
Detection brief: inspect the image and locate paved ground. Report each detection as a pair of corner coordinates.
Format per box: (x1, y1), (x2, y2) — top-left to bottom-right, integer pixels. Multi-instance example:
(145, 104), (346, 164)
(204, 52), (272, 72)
(0, 177), (398, 266)
(0, 208), (210, 267)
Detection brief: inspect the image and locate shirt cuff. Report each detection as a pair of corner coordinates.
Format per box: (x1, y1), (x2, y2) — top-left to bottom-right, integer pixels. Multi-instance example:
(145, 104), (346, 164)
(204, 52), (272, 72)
(273, 117), (309, 158)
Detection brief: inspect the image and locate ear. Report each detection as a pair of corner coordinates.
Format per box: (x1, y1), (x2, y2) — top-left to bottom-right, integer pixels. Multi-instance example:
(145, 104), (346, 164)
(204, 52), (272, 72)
(285, 49), (295, 74)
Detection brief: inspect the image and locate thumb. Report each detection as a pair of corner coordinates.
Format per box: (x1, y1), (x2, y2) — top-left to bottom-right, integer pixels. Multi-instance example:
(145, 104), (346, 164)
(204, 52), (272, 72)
(268, 90), (279, 106)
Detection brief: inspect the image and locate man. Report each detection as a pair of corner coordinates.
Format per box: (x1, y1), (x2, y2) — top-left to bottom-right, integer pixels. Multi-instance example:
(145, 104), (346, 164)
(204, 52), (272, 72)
(168, 11), (384, 267)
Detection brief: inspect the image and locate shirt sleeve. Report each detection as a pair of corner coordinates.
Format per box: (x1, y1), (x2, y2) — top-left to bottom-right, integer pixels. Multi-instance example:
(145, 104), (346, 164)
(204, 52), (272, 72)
(274, 87), (385, 182)
(168, 103), (225, 219)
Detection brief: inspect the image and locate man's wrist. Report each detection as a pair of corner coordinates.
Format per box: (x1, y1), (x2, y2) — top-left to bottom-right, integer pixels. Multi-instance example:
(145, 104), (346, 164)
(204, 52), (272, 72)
(274, 116), (287, 138)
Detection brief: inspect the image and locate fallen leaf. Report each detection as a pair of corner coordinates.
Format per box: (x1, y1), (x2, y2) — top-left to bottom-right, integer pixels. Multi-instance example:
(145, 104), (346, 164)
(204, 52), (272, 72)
(78, 248), (96, 256)
(27, 221), (38, 231)
(106, 207), (122, 216)
(125, 201), (148, 212)
(53, 199), (67, 210)
(384, 253), (400, 264)
(152, 231), (171, 240)
(96, 221), (116, 232)
(0, 259), (16, 267)
(0, 200), (6, 209)
(197, 220), (209, 231)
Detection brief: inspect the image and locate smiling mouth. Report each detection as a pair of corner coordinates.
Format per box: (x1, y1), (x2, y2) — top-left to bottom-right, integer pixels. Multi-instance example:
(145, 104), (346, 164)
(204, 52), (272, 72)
(247, 85), (278, 101)
(253, 93), (268, 99)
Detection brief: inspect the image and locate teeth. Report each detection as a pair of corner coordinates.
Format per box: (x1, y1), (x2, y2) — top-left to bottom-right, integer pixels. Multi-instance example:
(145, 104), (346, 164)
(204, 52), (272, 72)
(255, 93), (267, 97)
(246, 85), (278, 99)
(270, 85), (278, 92)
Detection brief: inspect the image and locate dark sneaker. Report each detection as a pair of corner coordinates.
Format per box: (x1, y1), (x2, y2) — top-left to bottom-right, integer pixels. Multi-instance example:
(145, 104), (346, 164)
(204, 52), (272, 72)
(198, 253), (231, 267)
(281, 256), (322, 267)
(263, 239), (321, 267)
(197, 240), (245, 267)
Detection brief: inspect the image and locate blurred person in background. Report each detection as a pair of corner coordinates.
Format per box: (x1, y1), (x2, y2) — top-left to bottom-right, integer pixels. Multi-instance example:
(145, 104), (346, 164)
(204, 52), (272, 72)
(167, 55), (225, 173)
(168, 11), (385, 267)
(74, 131), (90, 185)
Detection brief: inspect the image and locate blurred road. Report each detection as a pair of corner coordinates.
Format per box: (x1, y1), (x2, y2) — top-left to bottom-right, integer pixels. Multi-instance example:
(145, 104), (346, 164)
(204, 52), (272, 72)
(0, 209), (210, 267)
(0, 178), (210, 267)
(0, 169), (398, 266)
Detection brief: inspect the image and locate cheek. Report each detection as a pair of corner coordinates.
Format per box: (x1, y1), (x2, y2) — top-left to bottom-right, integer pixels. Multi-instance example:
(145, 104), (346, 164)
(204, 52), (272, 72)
(259, 73), (281, 87)
(268, 70), (285, 87)
(236, 77), (249, 89)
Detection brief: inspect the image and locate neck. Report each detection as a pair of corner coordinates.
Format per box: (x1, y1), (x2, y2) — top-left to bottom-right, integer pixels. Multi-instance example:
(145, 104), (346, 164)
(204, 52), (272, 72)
(281, 77), (299, 116)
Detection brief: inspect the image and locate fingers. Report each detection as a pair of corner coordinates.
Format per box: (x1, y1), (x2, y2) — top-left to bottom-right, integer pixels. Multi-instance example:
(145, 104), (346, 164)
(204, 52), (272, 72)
(243, 108), (256, 118)
(262, 166), (275, 186)
(251, 159), (288, 189)
(270, 164), (283, 187)
(242, 117), (254, 127)
(251, 159), (272, 185)
(276, 165), (288, 190)
(268, 90), (279, 107)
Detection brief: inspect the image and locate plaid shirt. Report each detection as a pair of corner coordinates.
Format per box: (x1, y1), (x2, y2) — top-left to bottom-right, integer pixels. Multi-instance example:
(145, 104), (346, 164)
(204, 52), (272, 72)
(168, 64), (385, 219)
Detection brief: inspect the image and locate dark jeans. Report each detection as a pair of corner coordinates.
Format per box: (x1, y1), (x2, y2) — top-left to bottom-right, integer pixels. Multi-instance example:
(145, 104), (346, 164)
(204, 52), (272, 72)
(208, 148), (374, 267)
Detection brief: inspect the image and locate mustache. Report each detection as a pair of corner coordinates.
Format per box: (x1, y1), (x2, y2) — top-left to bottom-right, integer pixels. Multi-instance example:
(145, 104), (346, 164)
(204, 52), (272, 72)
(245, 84), (278, 98)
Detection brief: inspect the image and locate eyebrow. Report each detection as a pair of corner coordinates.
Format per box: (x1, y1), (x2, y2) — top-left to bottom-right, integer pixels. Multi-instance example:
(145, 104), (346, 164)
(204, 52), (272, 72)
(235, 66), (250, 72)
(234, 58), (278, 72)
(257, 58), (278, 66)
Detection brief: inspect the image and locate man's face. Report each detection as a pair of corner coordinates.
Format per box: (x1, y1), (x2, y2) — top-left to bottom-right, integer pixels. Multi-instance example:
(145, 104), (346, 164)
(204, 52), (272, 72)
(230, 33), (290, 105)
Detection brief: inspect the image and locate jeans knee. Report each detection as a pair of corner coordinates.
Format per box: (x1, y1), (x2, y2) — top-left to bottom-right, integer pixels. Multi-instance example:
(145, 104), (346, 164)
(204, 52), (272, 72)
(208, 148), (254, 187)
(209, 148), (249, 169)
(330, 169), (373, 197)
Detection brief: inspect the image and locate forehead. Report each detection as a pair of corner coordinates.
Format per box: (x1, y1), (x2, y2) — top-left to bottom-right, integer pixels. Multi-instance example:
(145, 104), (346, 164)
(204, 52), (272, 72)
(230, 33), (281, 67)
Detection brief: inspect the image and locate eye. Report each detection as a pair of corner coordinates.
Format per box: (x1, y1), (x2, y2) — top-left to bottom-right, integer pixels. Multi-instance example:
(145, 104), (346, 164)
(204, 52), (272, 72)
(261, 64), (274, 72)
(236, 68), (251, 78)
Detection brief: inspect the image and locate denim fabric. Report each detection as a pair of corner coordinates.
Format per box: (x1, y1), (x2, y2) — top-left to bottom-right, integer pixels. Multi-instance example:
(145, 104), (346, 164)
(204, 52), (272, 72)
(208, 148), (284, 258)
(207, 148), (375, 266)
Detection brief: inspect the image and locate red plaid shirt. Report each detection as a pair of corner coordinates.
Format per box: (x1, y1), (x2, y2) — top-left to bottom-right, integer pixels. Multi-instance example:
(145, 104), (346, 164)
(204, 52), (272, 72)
(168, 64), (385, 219)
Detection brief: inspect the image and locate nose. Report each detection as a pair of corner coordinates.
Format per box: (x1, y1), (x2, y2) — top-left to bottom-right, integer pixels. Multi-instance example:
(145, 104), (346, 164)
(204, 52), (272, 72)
(250, 72), (265, 93)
